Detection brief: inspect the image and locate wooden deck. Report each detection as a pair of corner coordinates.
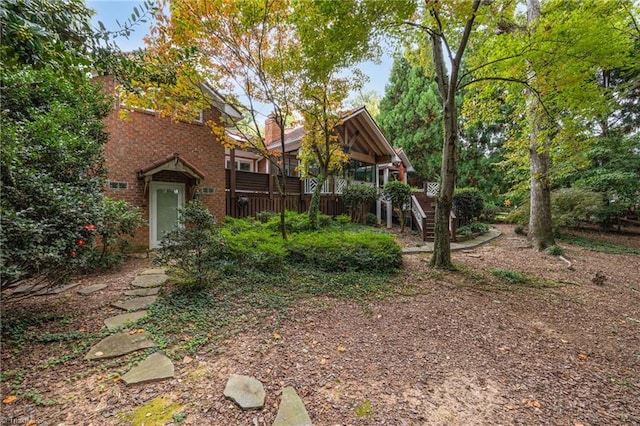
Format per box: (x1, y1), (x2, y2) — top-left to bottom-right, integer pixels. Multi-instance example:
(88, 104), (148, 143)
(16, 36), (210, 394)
(225, 169), (348, 218)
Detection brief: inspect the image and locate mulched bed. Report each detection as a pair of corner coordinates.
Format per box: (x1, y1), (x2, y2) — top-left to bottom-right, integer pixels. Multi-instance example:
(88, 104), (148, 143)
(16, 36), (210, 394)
(1, 224), (638, 425)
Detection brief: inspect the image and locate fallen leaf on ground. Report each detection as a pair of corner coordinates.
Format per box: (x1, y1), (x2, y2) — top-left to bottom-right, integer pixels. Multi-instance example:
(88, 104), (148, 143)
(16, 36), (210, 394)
(26, 420), (38, 426)
(523, 399), (541, 408)
(273, 332), (281, 340)
(2, 395), (17, 404)
(578, 354), (588, 361)
(337, 345), (346, 352)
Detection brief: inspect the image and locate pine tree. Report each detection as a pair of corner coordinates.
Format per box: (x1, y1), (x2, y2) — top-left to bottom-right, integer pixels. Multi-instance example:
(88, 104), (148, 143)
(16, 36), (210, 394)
(378, 53), (443, 183)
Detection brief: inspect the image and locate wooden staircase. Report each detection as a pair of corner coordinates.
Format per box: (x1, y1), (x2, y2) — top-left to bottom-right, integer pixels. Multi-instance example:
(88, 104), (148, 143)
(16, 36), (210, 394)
(411, 191), (436, 241)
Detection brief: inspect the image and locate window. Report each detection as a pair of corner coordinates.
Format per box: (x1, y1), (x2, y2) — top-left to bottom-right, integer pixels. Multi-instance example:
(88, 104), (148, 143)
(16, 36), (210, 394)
(202, 187), (215, 195)
(226, 159), (253, 172)
(344, 160), (375, 183)
(108, 181), (128, 190)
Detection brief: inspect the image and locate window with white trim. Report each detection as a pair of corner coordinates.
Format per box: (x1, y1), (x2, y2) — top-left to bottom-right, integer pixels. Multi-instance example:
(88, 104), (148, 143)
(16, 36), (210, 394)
(226, 159), (253, 172)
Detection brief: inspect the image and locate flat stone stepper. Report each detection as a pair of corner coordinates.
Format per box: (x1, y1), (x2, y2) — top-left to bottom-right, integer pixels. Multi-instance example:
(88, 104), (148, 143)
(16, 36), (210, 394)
(85, 331), (156, 360)
(121, 352), (174, 385)
(131, 274), (168, 289)
(223, 374), (266, 410)
(111, 295), (157, 311)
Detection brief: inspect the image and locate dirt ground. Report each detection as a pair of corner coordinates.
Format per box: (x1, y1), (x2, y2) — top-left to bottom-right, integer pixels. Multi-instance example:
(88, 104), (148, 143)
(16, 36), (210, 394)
(1, 224), (639, 425)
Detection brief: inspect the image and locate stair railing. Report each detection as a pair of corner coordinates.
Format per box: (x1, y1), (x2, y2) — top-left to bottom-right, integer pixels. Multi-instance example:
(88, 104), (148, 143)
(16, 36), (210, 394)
(411, 194), (428, 241)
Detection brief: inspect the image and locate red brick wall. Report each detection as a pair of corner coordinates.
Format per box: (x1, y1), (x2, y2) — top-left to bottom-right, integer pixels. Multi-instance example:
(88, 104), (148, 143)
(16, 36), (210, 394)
(96, 76), (226, 250)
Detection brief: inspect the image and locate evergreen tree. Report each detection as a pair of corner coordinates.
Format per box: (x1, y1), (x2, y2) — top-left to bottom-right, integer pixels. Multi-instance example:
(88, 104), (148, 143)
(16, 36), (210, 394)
(378, 53), (443, 183)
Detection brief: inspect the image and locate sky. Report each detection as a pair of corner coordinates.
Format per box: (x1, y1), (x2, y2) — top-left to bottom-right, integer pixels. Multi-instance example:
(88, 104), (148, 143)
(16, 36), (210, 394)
(87, 0), (396, 109)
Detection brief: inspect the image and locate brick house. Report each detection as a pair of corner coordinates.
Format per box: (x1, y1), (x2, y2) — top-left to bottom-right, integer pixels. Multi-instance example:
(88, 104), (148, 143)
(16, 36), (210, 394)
(98, 76), (242, 249)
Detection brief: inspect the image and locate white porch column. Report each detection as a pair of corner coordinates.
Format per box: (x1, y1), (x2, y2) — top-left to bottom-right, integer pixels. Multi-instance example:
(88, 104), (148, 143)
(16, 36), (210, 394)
(375, 164), (381, 225)
(384, 167), (392, 229)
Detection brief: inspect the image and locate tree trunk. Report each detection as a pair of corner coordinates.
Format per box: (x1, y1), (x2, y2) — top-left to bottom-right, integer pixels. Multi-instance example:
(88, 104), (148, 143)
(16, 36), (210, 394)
(431, 98), (457, 268)
(308, 174), (324, 230)
(427, 0), (480, 269)
(277, 116), (287, 239)
(528, 142), (554, 249)
(526, 0), (555, 250)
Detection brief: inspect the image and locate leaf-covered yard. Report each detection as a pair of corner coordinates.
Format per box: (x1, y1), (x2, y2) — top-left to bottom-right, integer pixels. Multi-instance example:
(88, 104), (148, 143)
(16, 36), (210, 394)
(1, 224), (639, 425)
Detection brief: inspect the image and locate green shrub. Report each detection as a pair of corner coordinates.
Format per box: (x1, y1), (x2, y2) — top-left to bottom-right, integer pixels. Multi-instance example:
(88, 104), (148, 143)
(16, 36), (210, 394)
(456, 222), (490, 237)
(84, 198), (144, 270)
(287, 230), (402, 272)
(336, 214), (351, 226)
(545, 245), (564, 256)
(366, 213), (378, 226)
(453, 188), (484, 226)
(506, 202), (530, 225)
(551, 188), (602, 229)
(343, 182), (378, 224)
(492, 268), (529, 284)
(383, 180), (412, 232)
(507, 188), (605, 231)
(220, 229), (287, 273)
(318, 213), (333, 229)
(0, 66), (110, 289)
(265, 210), (332, 234)
(480, 203), (502, 222)
(223, 216), (260, 234)
(154, 201), (223, 288)
(256, 211), (276, 223)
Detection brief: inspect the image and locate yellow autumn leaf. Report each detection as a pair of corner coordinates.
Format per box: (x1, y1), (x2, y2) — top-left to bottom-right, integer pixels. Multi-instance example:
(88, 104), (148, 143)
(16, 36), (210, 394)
(2, 395), (17, 404)
(26, 420), (38, 426)
(320, 358), (328, 365)
(337, 345), (346, 352)
(578, 354), (588, 361)
(273, 332), (281, 340)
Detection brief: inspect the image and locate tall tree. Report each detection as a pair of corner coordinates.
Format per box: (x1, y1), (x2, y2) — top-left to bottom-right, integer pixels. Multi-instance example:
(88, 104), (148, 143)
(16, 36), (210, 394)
(297, 78), (351, 228)
(129, 0), (303, 239)
(291, 0), (402, 228)
(403, 0), (501, 268)
(378, 52), (443, 183)
(466, 0), (635, 248)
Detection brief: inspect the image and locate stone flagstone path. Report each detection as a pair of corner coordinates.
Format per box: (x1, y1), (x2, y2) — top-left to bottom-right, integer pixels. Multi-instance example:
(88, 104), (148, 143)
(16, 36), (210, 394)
(83, 267), (313, 424)
(86, 268), (174, 385)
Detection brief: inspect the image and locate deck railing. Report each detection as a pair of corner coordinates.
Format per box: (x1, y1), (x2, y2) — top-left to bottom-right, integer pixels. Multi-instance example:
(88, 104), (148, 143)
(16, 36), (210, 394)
(411, 194), (428, 240)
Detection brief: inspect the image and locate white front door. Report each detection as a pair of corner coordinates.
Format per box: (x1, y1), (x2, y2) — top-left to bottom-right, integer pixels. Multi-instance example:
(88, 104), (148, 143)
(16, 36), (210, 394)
(150, 182), (185, 248)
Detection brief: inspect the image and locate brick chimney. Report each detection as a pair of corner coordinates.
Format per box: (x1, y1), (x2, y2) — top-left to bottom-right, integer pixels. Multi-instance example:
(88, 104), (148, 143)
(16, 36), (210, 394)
(264, 113), (281, 145)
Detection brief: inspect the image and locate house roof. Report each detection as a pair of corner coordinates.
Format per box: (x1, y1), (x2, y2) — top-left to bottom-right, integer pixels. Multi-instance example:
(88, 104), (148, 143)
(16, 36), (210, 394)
(199, 84), (243, 122)
(265, 126), (305, 151)
(265, 107), (396, 164)
(395, 147), (415, 173)
(137, 153), (205, 180)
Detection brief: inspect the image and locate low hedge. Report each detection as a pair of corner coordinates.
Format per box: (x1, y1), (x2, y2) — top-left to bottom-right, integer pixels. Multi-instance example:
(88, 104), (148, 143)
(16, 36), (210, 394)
(286, 230), (402, 272)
